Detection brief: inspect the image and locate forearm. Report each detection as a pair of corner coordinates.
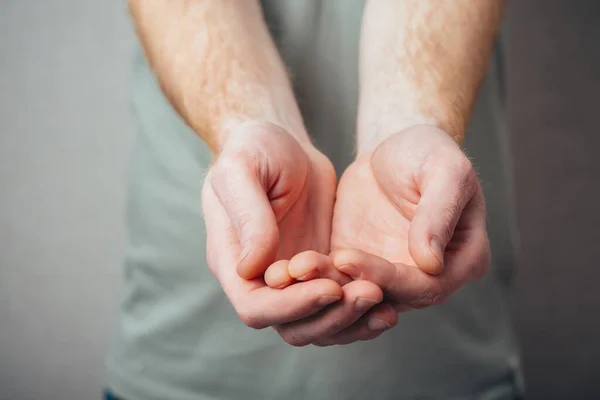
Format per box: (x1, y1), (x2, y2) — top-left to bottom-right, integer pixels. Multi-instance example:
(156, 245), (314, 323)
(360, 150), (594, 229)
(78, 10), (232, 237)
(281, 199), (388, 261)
(128, 0), (307, 153)
(357, 0), (505, 153)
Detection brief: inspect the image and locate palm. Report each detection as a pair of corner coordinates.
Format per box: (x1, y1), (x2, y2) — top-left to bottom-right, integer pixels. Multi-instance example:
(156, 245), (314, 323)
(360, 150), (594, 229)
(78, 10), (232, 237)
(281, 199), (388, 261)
(273, 149), (336, 260)
(331, 157), (417, 266)
(332, 126), (487, 280)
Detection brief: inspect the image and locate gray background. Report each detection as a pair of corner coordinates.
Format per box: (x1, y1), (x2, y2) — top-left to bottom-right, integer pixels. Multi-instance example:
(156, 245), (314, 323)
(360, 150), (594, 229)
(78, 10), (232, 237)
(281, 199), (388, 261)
(0, 0), (598, 399)
(0, 1), (134, 399)
(510, 0), (600, 398)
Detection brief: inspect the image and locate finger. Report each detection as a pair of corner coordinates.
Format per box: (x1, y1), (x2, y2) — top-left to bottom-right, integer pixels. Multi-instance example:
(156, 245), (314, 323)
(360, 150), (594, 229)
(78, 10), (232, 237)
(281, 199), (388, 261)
(332, 248), (395, 281)
(210, 156), (279, 280)
(288, 251), (352, 286)
(202, 181), (240, 280)
(313, 303), (398, 346)
(264, 259), (294, 289)
(264, 251), (349, 289)
(274, 280), (383, 347)
(235, 280), (344, 329)
(444, 187), (491, 282)
(203, 183), (343, 329)
(408, 153), (478, 274)
(332, 248), (447, 308)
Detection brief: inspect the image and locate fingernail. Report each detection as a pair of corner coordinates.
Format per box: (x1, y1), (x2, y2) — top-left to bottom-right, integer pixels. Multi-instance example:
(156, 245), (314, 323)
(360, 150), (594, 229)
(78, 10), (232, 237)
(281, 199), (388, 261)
(273, 282), (292, 289)
(316, 295), (341, 307)
(297, 271), (317, 281)
(354, 297), (379, 312)
(338, 264), (361, 279)
(368, 318), (392, 331)
(429, 236), (445, 265)
(239, 244), (251, 262)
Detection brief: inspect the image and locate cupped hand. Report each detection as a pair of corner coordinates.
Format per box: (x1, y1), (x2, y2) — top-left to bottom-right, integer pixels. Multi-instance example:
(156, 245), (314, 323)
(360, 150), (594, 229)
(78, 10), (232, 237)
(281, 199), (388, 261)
(202, 121), (386, 345)
(314, 124), (491, 346)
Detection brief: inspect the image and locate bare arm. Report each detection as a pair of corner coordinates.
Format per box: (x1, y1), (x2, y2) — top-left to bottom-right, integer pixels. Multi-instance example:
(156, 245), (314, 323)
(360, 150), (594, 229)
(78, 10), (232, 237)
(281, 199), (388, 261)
(358, 0), (506, 152)
(128, 0), (308, 152)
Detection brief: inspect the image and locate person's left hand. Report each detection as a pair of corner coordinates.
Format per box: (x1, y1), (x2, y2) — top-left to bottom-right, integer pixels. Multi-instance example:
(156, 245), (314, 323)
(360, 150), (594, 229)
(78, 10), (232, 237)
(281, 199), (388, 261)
(312, 124), (491, 346)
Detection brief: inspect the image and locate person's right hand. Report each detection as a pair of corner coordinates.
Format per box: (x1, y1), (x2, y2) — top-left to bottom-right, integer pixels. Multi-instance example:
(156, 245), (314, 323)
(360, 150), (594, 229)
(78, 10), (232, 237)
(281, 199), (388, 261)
(202, 121), (385, 345)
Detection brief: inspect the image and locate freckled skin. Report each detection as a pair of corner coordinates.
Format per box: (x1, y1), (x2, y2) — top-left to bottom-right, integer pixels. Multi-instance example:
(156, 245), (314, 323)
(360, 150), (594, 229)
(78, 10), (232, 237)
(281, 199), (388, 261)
(358, 0), (505, 151)
(128, 0), (308, 153)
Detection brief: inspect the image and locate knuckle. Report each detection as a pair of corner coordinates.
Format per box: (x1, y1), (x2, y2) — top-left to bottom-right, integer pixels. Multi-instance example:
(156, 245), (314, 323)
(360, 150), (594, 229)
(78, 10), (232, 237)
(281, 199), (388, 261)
(446, 152), (477, 189)
(211, 155), (237, 181)
(452, 151), (473, 174)
(413, 284), (449, 308)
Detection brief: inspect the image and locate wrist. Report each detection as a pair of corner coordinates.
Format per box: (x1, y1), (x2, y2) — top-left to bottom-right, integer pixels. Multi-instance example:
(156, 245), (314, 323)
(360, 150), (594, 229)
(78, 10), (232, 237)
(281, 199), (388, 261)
(209, 107), (311, 155)
(215, 118), (313, 156)
(356, 111), (464, 157)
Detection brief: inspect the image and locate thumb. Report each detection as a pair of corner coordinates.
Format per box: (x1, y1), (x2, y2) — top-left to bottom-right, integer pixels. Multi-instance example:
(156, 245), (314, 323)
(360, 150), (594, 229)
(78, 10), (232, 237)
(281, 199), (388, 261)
(408, 159), (478, 275)
(210, 157), (279, 280)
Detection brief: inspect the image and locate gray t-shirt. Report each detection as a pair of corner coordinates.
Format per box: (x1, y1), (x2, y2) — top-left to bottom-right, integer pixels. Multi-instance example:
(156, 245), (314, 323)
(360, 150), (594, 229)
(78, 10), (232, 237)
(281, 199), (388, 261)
(106, 1), (523, 399)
